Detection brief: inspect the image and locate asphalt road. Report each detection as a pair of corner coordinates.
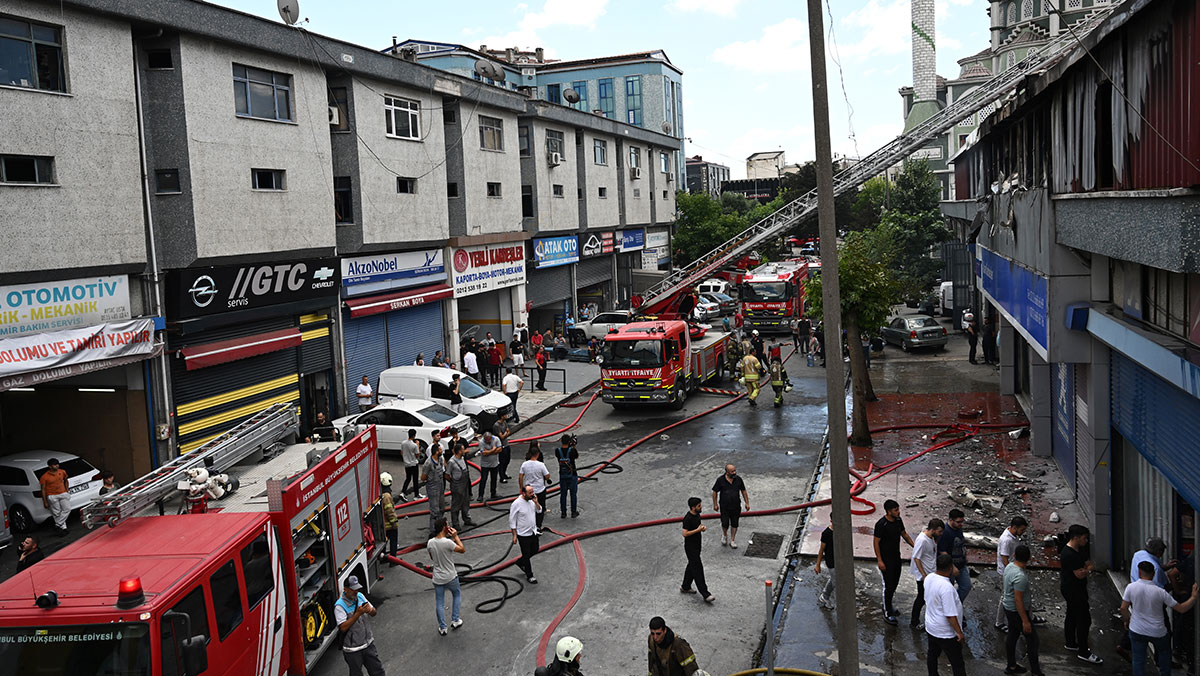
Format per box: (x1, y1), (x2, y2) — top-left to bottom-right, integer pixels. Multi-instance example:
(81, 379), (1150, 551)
(315, 340), (832, 676)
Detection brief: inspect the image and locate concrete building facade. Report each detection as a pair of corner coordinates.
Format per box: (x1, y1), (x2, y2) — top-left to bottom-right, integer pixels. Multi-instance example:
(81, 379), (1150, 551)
(685, 155), (731, 199)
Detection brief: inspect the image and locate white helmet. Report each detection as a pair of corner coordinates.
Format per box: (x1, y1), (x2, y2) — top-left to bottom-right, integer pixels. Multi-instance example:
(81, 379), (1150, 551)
(963, 312), (975, 322)
(379, 471), (393, 487)
(752, 329), (760, 336)
(555, 636), (583, 662)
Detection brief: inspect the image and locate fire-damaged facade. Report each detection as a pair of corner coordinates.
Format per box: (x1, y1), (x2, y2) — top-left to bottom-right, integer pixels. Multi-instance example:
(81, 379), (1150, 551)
(942, 0), (1200, 573)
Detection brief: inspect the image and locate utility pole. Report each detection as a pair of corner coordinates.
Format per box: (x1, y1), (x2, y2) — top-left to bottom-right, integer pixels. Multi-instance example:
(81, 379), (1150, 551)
(806, 1), (859, 675)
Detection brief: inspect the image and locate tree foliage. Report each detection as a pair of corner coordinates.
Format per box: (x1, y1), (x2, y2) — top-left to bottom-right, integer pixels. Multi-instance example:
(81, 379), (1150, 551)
(881, 160), (950, 302)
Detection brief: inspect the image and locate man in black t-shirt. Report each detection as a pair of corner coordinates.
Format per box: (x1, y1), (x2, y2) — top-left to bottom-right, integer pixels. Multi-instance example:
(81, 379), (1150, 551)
(680, 497), (713, 603)
(711, 464), (750, 549)
(1060, 524), (1103, 664)
(814, 514), (836, 609)
(873, 499), (914, 624)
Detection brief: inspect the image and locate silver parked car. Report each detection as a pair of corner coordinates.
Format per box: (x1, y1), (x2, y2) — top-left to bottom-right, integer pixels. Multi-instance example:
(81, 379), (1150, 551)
(880, 315), (948, 351)
(0, 451), (104, 532)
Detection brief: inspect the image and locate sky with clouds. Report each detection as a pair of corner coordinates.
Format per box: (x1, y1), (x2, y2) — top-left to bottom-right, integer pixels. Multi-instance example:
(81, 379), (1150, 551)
(210, 0), (988, 179)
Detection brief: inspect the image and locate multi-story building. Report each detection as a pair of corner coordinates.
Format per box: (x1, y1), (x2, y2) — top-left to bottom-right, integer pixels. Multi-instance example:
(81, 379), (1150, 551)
(392, 40), (687, 181)
(0, 0), (678, 473)
(940, 0), (1200, 575)
(746, 151), (786, 180)
(685, 155), (730, 199)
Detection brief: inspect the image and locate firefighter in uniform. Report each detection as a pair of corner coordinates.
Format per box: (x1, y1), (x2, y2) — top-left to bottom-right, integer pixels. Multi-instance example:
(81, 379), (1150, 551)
(739, 351), (762, 407)
(725, 336), (743, 382)
(647, 616), (702, 676)
(768, 352), (791, 408)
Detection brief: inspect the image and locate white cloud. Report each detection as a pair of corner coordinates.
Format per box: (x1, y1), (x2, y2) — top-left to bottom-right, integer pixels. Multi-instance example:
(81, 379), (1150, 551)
(711, 18), (811, 73)
(672, 0), (746, 16)
(478, 0), (609, 52)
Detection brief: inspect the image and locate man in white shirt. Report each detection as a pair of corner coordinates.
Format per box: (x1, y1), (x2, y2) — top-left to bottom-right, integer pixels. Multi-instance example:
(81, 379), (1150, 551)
(910, 518), (944, 628)
(925, 553), (966, 676)
(1122, 560), (1199, 676)
(519, 446), (551, 531)
(509, 485), (542, 584)
(996, 515), (1030, 631)
(463, 349), (479, 379)
(502, 366), (524, 424)
(356, 375), (374, 413)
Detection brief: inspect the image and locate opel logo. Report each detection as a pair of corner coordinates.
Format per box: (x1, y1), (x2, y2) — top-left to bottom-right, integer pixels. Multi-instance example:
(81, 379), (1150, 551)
(188, 275), (217, 307)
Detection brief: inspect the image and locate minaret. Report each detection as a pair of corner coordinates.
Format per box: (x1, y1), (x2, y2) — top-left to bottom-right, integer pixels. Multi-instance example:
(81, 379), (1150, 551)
(904, 0), (943, 132)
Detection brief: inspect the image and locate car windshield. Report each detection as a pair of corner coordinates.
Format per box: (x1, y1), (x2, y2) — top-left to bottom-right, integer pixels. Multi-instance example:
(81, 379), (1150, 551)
(457, 375), (490, 398)
(0, 622), (151, 675)
(909, 318), (940, 329)
(34, 458), (96, 481)
(708, 293), (733, 303)
(602, 339), (663, 368)
(742, 282), (787, 301)
(417, 403), (458, 423)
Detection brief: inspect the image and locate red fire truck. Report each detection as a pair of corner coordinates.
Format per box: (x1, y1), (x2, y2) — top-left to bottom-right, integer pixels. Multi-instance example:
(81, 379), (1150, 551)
(599, 320), (729, 409)
(0, 403), (383, 676)
(740, 260), (810, 334)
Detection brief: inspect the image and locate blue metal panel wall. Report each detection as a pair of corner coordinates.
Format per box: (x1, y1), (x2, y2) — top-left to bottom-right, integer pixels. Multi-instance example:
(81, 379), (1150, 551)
(1051, 362), (1076, 491)
(386, 302), (445, 369)
(343, 312), (389, 409)
(1111, 352), (1200, 509)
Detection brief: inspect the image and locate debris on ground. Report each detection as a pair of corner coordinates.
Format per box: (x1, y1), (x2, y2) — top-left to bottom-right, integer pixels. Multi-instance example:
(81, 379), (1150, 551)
(964, 532), (1000, 549)
(1049, 511), (1061, 523)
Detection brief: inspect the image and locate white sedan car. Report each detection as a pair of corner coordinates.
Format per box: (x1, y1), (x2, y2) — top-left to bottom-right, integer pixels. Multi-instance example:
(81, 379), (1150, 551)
(333, 399), (475, 453)
(0, 451), (104, 532)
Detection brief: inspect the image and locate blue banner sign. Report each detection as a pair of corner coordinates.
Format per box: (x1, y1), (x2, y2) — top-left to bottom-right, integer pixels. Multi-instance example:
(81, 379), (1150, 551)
(618, 229), (645, 252)
(977, 245), (1048, 353)
(533, 236), (579, 268)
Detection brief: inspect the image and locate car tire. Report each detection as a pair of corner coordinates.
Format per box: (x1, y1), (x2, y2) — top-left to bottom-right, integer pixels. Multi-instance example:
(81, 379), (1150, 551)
(10, 504), (34, 533)
(901, 341), (910, 352)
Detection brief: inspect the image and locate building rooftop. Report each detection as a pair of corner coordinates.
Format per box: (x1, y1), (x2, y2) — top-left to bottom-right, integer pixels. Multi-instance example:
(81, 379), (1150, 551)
(747, 151), (785, 160)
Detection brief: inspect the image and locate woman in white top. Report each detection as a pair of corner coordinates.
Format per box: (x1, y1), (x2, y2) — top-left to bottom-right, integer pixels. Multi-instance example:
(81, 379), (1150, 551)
(518, 442), (551, 530)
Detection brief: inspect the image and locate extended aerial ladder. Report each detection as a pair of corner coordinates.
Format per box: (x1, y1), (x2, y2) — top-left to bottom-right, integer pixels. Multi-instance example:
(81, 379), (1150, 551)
(81, 402), (300, 528)
(632, 5), (1116, 317)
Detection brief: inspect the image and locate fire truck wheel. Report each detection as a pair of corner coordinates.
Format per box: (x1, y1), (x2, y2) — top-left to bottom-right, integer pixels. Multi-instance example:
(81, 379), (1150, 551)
(670, 388), (686, 410)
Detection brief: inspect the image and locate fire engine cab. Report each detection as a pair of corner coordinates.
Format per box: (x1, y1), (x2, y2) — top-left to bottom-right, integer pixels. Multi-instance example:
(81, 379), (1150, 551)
(599, 320), (729, 409)
(739, 260), (810, 333)
(0, 403), (383, 676)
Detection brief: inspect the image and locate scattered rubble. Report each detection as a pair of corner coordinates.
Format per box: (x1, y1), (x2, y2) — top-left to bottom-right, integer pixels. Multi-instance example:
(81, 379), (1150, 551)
(1049, 511), (1061, 523)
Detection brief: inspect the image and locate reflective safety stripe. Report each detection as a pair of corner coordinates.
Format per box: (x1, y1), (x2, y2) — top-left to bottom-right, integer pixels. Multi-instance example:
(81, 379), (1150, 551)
(679, 655), (696, 666)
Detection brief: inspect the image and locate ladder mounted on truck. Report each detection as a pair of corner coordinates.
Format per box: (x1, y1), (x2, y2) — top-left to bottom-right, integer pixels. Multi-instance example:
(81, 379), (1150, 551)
(633, 5), (1116, 316)
(82, 402), (300, 528)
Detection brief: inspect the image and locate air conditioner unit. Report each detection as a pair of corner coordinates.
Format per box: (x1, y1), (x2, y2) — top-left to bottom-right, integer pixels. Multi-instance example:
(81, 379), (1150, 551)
(630, 167), (642, 180)
(666, 172), (674, 183)
(548, 152), (563, 167)
(328, 105), (341, 126)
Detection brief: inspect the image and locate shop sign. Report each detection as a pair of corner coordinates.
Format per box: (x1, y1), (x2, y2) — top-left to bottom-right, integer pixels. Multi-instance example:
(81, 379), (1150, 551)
(618, 229), (645, 253)
(341, 250), (444, 287)
(0, 275), (131, 338)
(168, 258), (340, 320)
(641, 249), (659, 269)
(646, 230), (669, 249)
(579, 231), (615, 258)
(977, 245), (1048, 356)
(532, 235), (579, 269)
(0, 318), (157, 378)
(451, 243), (526, 297)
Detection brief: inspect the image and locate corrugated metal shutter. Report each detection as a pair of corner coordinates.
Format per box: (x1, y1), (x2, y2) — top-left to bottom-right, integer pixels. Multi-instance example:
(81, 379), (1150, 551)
(1051, 362), (1076, 491)
(343, 312), (389, 409)
(577, 256), (612, 287)
(1074, 365), (1094, 520)
(299, 313), (333, 375)
(1120, 438), (1174, 567)
(528, 266), (572, 306)
(1111, 351), (1200, 509)
(386, 302), (445, 369)
(166, 316), (293, 351)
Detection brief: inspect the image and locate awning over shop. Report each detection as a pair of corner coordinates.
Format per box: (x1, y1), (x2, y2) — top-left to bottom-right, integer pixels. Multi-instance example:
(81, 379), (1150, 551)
(181, 327), (302, 370)
(344, 283), (453, 318)
(0, 343), (163, 393)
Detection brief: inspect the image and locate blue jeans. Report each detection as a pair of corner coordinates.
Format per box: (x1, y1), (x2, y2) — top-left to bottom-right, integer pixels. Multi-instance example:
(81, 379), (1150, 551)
(1131, 630), (1172, 676)
(434, 577), (461, 629)
(559, 475), (578, 515)
(951, 562), (972, 601)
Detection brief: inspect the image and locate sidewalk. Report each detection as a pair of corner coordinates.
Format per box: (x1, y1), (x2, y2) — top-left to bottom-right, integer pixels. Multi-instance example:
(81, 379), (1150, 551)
(496, 358), (602, 430)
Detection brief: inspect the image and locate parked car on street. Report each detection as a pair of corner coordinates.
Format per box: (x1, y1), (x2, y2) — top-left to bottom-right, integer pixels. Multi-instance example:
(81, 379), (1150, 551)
(569, 310), (634, 343)
(694, 296), (722, 320)
(0, 451), (104, 533)
(376, 365), (513, 432)
(699, 292), (737, 316)
(333, 398), (475, 452)
(880, 314), (948, 352)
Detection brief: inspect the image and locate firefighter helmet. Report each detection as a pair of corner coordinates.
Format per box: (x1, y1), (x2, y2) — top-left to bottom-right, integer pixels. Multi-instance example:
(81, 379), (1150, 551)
(555, 636), (583, 662)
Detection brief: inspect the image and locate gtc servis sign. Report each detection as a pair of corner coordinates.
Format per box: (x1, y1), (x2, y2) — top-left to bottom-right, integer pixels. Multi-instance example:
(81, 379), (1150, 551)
(450, 244), (526, 297)
(167, 258), (341, 319)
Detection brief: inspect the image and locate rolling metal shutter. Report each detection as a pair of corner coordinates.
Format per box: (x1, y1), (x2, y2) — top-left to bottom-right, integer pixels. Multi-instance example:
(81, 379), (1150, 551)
(577, 256), (612, 287)
(386, 302), (444, 369)
(1050, 362), (1076, 491)
(299, 313), (333, 375)
(1074, 365), (1094, 520)
(343, 312), (389, 409)
(528, 266), (572, 307)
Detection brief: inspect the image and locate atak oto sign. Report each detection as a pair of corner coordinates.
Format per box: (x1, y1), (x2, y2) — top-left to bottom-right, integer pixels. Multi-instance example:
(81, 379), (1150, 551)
(451, 244), (526, 297)
(533, 235), (579, 269)
(168, 258), (340, 319)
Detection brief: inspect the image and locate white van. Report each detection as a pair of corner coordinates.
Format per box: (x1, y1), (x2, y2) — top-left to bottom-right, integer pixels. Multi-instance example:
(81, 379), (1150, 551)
(697, 278), (731, 296)
(377, 365), (513, 432)
(938, 281), (954, 316)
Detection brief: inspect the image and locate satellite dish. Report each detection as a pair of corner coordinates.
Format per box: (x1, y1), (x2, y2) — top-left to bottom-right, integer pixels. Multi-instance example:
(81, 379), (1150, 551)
(474, 60), (493, 77)
(490, 63), (506, 81)
(563, 88), (580, 104)
(661, 121), (673, 134)
(277, 0), (300, 25)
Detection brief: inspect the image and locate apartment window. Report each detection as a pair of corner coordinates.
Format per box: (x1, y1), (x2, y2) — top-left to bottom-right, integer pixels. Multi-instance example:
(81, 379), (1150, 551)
(0, 16), (64, 92)
(396, 177), (416, 194)
(552, 184), (564, 198)
(662, 190), (669, 200)
(251, 169), (285, 190)
(629, 146), (640, 168)
(593, 139), (608, 165)
(1145, 268), (1189, 338)
(385, 95), (420, 140)
(487, 182), (502, 197)
(633, 188), (641, 198)
(598, 78), (614, 118)
(233, 64), (292, 121)
(546, 130), (565, 158)
(598, 187), (608, 199)
(625, 76), (643, 126)
(334, 177), (352, 223)
(155, 169), (181, 195)
(447, 182), (459, 198)
(660, 152), (670, 173)
(546, 83), (561, 104)
(479, 116), (504, 151)
(519, 126), (530, 157)
(328, 86), (349, 132)
(0, 155), (55, 184)
(571, 80), (589, 112)
(147, 49), (173, 70)
(522, 185), (533, 217)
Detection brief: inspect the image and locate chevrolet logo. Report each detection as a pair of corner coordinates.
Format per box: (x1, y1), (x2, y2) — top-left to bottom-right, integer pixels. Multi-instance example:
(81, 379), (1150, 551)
(313, 267), (335, 281)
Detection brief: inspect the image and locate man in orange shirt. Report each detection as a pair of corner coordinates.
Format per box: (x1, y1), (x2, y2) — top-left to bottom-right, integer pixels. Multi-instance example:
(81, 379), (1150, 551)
(40, 458), (70, 533)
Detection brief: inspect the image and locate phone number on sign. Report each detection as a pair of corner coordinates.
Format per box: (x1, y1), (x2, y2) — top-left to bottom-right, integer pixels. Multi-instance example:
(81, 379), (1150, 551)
(454, 266), (524, 295)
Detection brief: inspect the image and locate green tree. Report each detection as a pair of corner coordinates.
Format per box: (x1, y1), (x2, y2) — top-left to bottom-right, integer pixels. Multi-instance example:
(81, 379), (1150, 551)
(881, 160), (950, 303)
(720, 191), (757, 216)
(673, 191), (747, 266)
(803, 226), (902, 445)
(849, 175), (889, 232)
